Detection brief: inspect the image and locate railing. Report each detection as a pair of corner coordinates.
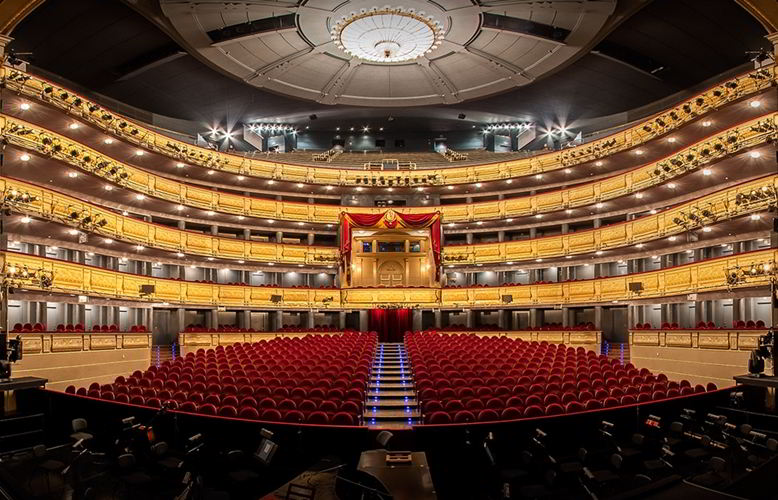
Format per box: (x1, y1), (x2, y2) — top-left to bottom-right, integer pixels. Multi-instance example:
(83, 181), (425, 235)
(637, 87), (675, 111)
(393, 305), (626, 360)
(2, 114), (775, 224)
(3, 248), (774, 308)
(443, 174), (778, 265)
(3, 64), (774, 185)
(0, 177), (340, 265)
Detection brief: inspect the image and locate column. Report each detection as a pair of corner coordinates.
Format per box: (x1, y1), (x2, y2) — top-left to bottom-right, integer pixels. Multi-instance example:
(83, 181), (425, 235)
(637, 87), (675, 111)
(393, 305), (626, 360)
(465, 310), (474, 329)
(412, 309), (422, 331)
(305, 310), (315, 329)
(275, 310), (283, 331)
(594, 306), (603, 330)
(338, 311), (347, 330)
(529, 309), (538, 329)
(358, 310), (369, 332)
(497, 309), (507, 330)
(434, 309), (442, 329)
(562, 307), (570, 328)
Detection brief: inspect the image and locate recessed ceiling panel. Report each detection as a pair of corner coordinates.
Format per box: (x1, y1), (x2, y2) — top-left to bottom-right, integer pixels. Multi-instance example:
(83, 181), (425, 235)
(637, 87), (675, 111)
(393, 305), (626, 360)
(159, 0), (617, 106)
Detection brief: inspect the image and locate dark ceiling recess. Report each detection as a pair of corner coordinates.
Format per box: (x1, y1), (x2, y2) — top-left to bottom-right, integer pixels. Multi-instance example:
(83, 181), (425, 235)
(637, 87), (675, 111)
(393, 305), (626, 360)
(592, 41), (667, 76)
(207, 14), (296, 45)
(482, 13), (570, 43)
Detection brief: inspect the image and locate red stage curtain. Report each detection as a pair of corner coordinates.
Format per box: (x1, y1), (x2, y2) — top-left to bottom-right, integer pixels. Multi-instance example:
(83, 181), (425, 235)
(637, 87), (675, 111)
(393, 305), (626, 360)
(369, 308), (411, 343)
(340, 211), (441, 285)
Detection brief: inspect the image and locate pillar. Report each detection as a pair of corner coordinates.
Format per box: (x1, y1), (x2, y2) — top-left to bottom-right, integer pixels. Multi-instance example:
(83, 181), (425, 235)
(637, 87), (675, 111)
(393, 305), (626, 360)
(359, 310), (369, 332)
(275, 310), (283, 331)
(434, 309), (442, 329)
(338, 311), (347, 330)
(412, 309), (422, 331)
(465, 310), (474, 329)
(594, 306), (603, 330)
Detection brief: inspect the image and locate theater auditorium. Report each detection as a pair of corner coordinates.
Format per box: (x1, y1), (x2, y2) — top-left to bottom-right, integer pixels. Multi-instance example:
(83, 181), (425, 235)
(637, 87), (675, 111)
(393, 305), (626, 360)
(0, 0), (776, 498)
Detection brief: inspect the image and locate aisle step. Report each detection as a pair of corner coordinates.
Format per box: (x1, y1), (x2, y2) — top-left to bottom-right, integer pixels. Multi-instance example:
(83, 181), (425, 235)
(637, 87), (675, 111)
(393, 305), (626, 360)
(367, 390), (416, 398)
(369, 382), (412, 390)
(369, 376), (413, 383)
(364, 408), (421, 419)
(364, 398), (418, 408)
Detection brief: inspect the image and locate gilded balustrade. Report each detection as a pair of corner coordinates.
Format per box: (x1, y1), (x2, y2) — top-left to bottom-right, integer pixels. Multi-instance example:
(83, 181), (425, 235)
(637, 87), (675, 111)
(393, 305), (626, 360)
(3, 248), (774, 309)
(2, 251), (342, 308)
(2, 65), (775, 186)
(0, 177), (340, 265)
(443, 174), (778, 265)
(2, 113), (775, 223)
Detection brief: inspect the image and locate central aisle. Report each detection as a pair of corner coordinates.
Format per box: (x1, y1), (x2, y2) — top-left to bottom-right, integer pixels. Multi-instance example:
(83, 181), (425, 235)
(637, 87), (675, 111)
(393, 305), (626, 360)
(365, 342), (420, 429)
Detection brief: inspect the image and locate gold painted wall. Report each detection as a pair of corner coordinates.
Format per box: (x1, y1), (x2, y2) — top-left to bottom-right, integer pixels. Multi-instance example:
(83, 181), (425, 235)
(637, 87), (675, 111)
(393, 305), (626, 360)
(629, 329), (764, 386)
(14, 332), (151, 390)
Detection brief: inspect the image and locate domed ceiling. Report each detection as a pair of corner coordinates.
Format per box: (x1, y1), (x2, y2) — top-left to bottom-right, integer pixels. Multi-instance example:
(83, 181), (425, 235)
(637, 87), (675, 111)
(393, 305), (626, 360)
(159, 0), (617, 106)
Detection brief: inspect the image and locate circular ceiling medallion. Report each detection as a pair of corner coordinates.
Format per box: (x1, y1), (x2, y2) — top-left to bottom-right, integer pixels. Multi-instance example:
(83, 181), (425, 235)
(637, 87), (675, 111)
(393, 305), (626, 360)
(331, 7), (444, 63)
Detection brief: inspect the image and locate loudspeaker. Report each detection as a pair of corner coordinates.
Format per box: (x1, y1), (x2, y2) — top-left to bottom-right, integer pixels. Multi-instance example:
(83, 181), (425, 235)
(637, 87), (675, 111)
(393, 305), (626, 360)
(628, 282), (643, 292)
(458, 113), (466, 120)
(501, 295), (513, 304)
(139, 284), (155, 295)
(309, 114), (317, 121)
(270, 294), (283, 303)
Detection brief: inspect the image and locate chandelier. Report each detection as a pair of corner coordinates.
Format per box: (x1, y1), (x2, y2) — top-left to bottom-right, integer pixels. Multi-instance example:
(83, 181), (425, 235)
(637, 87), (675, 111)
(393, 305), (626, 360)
(331, 6), (444, 63)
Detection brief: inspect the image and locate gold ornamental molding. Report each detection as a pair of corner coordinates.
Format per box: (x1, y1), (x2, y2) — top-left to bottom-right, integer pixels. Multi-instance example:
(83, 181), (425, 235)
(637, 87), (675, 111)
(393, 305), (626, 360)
(1, 65), (775, 186)
(443, 174), (778, 265)
(2, 112), (776, 223)
(0, 176), (339, 266)
(736, 0), (778, 33)
(0, 0), (44, 36)
(4, 248), (776, 309)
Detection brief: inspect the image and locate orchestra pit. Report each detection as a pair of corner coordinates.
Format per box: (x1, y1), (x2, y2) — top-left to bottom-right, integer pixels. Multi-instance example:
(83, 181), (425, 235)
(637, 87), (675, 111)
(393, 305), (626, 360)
(1, 0), (778, 498)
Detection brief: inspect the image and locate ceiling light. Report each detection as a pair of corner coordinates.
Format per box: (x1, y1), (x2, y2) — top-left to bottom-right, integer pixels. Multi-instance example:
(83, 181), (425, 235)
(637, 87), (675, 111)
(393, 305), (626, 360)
(667, 137), (676, 143)
(135, 194), (145, 200)
(355, 186), (363, 192)
(595, 250), (603, 255)
(176, 205), (184, 211)
(535, 258), (543, 262)
(135, 245), (144, 251)
(69, 123), (79, 130)
(447, 185), (454, 190)
(595, 202), (603, 208)
(267, 180), (275, 185)
(206, 211), (215, 216)
(176, 252), (184, 257)
(104, 138), (114, 144)
(135, 150), (144, 156)
(649, 209), (657, 214)
(326, 185), (334, 190)
(416, 186), (424, 191)
(702, 121), (711, 127)
(297, 222), (304, 226)
(68, 172), (78, 178)
(686, 249), (694, 254)
(20, 216), (31, 223)
(668, 236), (677, 241)
(104, 238), (113, 244)
(702, 226), (712, 232)
(751, 214), (761, 220)
(296, 183), (304, 188)
(207, 170), (215, 175)
(238, 260), (245, 264)
(207, 257), (214, 261)
(506, 218), (513, 223)
(565, 255), (572, 259)
(20, 103), (30, 111)
(595, 161), (603, 167)
(20, 153), (30, 162)
(750, 100), (762, 108)
(535, 174), (542, 180)
(475, 183), (482, 188)
(176, 162), (185, 168)
(564, 168), (571, 174)
(635, 149), (644, 155)
(476, 221), (483, 225)
(68, 229), (79, 235)
(635, 192), (643, 199)
(652, 255), (658, 259)
(190, 265), (196, 269)
(667, 183), (676, 189)
(750, 151), (761, 159)
(267, 219), (274, 224)
(505, 179), (513, 184)
(267, 262), (274, 266)
(237, 175), (245, 181)
(237, 216), (245, 220)
(387, 187), (394, 192)
(565, 209), (572, 214)
(702, 168), (712, 176)
(535, 214), (542, 219)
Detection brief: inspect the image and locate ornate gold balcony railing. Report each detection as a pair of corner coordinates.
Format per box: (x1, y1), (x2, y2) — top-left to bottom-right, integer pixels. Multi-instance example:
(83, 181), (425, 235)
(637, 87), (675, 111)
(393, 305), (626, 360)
(3, 248), (774, 309)
(2, 64), (775, 186)
(0, 177), (339, 265)
(2, 113), (775, 223)
(443, 174), (778, 265)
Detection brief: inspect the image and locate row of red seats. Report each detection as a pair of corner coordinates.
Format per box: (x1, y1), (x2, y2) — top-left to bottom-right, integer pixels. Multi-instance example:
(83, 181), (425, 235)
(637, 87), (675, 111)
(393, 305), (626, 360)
(66, 332), (377, 426)
(11, 323), (148, 333)
(407, 333), (717, 424)
(183, 325), (259, 333)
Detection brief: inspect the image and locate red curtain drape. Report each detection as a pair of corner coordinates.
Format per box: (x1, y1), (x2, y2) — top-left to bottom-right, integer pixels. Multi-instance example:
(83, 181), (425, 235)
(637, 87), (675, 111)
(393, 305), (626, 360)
(369, 308), (411, 343)
(340, 211), (441, 285)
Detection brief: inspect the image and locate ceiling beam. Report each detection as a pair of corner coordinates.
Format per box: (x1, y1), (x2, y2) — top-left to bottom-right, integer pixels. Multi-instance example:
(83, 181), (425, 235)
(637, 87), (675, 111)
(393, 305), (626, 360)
(319, 59), (361, 105)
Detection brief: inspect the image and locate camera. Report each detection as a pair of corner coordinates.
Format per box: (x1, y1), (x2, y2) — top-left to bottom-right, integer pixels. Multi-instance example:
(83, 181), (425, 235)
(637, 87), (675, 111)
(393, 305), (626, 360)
(0, 334), (23, 381)
(748, 328), (775, 377)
